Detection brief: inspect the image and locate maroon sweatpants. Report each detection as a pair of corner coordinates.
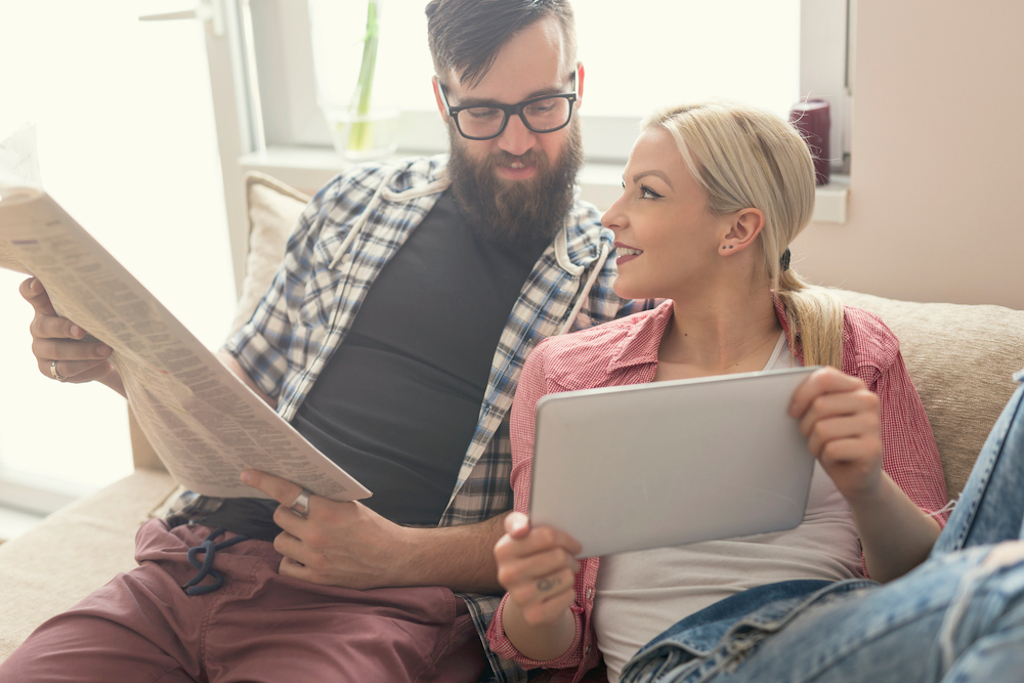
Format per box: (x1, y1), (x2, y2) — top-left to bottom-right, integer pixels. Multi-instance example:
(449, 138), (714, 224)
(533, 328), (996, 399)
(0, 519), (486, 683)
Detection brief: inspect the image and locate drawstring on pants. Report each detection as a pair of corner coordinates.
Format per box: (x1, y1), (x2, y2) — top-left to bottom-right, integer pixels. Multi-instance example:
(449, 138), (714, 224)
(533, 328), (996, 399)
(180, 527), (250, 596)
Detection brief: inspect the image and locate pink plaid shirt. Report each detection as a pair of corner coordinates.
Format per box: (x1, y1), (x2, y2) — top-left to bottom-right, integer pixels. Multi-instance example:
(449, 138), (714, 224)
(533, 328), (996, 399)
(487, 299), (949, 683)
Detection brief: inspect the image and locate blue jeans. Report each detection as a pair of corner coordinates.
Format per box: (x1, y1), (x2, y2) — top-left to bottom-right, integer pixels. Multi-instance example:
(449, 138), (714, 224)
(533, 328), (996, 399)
(621, 373), (1024, 683)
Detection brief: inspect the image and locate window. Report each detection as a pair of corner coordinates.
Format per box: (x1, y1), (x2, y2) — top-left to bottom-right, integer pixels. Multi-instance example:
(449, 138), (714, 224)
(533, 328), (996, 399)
(229, 0), (851, 218)
(0, 2), (233, 510)
(242, 0), (848, 163)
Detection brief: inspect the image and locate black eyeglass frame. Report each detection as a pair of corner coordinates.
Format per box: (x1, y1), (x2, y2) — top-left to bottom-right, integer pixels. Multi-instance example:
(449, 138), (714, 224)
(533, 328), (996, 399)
(437, 69), (579, 141)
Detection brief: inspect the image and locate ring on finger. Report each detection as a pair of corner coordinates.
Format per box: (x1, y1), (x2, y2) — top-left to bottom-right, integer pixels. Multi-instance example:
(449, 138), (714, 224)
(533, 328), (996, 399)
(50, 360), (68, 382)
(289, 488), (313, 518)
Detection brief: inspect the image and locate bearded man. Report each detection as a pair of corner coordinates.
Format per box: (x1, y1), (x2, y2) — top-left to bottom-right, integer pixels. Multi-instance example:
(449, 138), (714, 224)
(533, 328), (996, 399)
(7, 1), (651, 682)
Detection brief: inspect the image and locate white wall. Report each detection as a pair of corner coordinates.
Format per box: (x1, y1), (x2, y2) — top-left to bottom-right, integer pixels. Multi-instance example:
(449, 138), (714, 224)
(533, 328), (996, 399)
(791, 0), (1024, 310)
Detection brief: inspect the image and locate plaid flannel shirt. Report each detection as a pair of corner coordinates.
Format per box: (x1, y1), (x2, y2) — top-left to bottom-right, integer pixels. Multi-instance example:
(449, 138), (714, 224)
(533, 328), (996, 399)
(220, 155), (649, 683)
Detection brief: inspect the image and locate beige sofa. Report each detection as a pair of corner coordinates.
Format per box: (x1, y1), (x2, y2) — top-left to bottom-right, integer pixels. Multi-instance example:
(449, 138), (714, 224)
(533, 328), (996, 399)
(1, 172), (1023, 664)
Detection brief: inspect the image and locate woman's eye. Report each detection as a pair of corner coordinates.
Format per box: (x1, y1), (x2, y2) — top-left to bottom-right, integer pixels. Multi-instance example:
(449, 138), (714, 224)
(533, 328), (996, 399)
(639, 185), (662, 200)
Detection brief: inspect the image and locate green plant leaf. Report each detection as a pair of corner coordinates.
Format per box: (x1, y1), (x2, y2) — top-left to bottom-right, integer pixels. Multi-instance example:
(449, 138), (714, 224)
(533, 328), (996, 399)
(348, 0), (379, 151)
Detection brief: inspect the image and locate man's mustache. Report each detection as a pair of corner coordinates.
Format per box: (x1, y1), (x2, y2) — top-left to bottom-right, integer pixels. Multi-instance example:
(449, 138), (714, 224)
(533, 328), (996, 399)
(485, 150), (545, 171)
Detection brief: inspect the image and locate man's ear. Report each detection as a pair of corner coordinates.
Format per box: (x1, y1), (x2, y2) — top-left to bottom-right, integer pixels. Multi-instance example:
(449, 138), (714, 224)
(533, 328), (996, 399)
(575, 61), (585, 113)
(431, 75), (448, 123)
(720, 208), (765, 253)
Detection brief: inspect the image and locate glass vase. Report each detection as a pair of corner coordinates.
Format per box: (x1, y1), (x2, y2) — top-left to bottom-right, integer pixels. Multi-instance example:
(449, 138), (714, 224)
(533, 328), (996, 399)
(309, 0), (400, 161)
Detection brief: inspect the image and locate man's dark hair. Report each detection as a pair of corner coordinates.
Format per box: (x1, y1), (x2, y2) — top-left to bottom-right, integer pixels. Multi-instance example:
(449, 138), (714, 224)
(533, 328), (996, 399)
(425, 0), (577, 88)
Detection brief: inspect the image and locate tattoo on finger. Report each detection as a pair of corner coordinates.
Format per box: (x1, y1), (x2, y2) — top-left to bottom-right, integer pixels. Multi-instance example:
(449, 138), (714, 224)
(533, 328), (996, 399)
(537, 577), (560, 592)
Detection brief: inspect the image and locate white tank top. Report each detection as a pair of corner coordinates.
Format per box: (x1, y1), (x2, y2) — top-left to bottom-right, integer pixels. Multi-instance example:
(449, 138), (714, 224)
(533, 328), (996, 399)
(593, 335), (863, 682)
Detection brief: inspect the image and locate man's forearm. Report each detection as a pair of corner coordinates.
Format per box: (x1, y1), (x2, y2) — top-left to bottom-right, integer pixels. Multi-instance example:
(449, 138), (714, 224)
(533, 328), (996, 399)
(397, 513), (509, 593)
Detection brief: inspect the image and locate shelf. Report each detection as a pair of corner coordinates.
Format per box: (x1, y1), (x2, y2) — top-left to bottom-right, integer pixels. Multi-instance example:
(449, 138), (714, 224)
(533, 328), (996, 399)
(813, 175), (850, 224)
(238, 147), (849, 224)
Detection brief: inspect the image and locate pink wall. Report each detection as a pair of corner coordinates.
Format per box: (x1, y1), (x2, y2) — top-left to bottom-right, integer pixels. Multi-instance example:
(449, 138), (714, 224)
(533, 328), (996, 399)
(791, 0), (1024, 309)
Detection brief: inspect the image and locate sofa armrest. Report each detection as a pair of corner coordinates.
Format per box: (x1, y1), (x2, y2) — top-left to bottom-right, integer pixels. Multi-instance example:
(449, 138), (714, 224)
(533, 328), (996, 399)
(0, 468), (178, 660)
(128, 406), (166, 472)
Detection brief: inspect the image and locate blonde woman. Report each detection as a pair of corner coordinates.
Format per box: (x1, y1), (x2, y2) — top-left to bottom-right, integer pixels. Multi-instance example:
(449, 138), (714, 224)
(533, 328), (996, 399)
(487, 102), (1024, 683)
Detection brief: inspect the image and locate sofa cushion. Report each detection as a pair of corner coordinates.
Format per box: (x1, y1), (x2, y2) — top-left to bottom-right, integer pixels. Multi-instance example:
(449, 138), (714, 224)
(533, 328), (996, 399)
(836, 290), (1024, 495)
(0, 469), (178, 660)
(228, 172), (312, 336)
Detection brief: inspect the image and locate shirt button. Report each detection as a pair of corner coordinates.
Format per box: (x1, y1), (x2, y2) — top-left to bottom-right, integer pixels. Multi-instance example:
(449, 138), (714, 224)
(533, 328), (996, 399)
(585, 645), (591, 655)
(586, 588), (593, 600)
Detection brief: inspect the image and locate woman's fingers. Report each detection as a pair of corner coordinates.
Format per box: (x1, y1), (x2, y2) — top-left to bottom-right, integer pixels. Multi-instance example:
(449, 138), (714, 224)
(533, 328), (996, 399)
(504, 511), (531, 539)
(497, 542), (580, 590)
(516, 567), (579, 626)
(790, 366), (863, 417)
(799, 390), (879, 441)
(791, 368), (884, 500)
(498, 545), (579, 626)
(794, 387), (876, 430)
(495, 521), (582, 625)
(497, 519), (582, 561)
(805, 413), (879, 458)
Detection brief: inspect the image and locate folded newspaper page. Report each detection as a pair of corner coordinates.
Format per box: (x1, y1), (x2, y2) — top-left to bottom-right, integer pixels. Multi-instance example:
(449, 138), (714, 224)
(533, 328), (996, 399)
(0, 187), (372, 502)
(0, 125), (39, 275)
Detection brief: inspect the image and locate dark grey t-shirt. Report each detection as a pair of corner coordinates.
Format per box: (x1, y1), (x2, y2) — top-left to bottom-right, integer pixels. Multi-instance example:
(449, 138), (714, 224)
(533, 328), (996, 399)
(202, 192), (548, 539)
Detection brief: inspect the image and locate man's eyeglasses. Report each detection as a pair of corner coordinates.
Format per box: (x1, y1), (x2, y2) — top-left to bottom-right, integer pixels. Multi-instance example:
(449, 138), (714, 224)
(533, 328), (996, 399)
(437, 70), (578, 141)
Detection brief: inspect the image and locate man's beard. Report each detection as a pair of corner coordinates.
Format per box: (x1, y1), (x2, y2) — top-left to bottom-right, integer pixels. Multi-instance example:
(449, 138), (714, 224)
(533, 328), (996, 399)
(446, 119), (584, 248)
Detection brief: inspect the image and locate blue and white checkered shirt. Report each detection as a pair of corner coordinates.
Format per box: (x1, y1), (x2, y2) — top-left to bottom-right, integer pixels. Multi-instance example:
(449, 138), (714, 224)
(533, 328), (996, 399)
(222, 155), (650, 682)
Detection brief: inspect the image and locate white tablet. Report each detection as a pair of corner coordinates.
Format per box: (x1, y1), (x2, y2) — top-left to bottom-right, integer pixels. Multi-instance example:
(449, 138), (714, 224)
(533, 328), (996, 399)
(529, 366), (819, 558)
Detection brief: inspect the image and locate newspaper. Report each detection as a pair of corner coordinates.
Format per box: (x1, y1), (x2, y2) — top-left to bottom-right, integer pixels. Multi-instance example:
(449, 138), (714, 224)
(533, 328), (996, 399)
(0, 186), (372, 502)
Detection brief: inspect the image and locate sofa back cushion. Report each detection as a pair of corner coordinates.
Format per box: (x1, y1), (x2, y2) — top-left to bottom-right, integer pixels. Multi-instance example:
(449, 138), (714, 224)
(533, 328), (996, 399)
(229, 171), (312, 336)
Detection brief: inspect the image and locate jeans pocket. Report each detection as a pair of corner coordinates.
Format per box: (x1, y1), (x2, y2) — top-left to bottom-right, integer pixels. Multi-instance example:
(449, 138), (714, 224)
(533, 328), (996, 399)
(620, 646), (706, 683)
(620, 581), (873, 683)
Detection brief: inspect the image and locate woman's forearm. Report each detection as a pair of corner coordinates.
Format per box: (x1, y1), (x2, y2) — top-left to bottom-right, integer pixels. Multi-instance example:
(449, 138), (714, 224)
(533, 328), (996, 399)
(501, 598), (577, 663)
(850, 472), (941, 582)
(501, 598), (581, 663)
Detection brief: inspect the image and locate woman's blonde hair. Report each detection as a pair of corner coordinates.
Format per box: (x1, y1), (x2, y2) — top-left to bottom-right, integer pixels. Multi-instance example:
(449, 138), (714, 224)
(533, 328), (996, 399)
(642, 101), (844, 369)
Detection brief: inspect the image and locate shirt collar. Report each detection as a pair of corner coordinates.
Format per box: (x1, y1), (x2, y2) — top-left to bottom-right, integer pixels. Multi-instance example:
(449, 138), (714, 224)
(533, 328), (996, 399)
(606, 295), (798, 375)
(606, 299), (676, 373)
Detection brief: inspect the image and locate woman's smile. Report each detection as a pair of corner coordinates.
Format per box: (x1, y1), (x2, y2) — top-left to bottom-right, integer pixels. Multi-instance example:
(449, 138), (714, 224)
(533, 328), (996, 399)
(615, 243), (643, 265)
